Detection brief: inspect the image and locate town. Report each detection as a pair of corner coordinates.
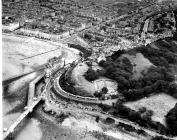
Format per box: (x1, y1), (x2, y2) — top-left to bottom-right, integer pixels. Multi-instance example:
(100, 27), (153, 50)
(2, 0), (177, 140)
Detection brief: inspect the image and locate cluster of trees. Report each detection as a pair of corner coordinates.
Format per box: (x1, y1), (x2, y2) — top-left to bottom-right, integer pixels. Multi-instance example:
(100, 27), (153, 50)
(94, 87), (108, 100)
(122, 78), (171, 101)
(165, 103), (177, 136)
(84, 67), (101, 82)
(137, 40), (177, 67)
(138, 107), (153, 119)
(91, 131), (118, 140)
(55, 112), (69, 123)
(151, 136), (173, 140)
(99, 101), (176, 136)
(97, 41), (177, 136)
(111, 103), (173, 136)
(98, 39), (177, 101)
(173, 9), (177, 39)
(116, 122), (147, 136)
(99, 56), (133, 92)
(84, 33), (92, 40)
(83, 33), (104, 42)
(59, 69), (94, 97)
(105, 117), (115, 124)
(84, 61), (107, 82)
(68, 43), (92, 58)
(59, 72), (78, 95)
(153, 12), (175, 34)
(135, 40), (177, 98)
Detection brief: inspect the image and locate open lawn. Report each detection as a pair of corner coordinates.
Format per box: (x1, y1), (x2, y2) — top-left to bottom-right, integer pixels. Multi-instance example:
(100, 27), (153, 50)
(71, 62), (118, 96)
(124, 93), (177, 126)
(123, 53), (153, 80)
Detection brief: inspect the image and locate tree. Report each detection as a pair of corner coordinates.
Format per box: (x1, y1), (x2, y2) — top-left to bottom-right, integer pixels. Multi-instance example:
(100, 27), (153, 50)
(84, 68), (99, 81)
(84, 33), (92, 40)
(151, 136), (172, 140)
(138, 107), (147, 114)
(94, 91), (102, 98)
(101, 87), (108, 94)
(166, 103), (177, 135)
(167, 82), (177, 98)
(96, 116), (100, 122)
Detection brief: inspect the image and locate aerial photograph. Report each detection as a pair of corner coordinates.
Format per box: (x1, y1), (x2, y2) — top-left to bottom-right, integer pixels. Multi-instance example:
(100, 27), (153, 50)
(2, 0), (177, 140)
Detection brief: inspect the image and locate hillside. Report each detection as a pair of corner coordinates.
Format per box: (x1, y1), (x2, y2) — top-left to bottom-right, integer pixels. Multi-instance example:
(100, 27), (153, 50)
(98, 37), (177, 136)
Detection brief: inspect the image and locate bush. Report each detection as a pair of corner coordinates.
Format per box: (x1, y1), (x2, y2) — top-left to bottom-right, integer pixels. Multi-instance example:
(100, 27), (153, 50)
(84, 68), (99, 81)
(138, 107), (147, 114)
(111, 103), (173, 136)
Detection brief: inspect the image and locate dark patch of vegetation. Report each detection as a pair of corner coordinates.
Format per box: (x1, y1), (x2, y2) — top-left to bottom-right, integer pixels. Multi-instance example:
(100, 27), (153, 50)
(91, 131), (118, 140)
(59, 71), (78, 95)
(99, 39), (177, 101)
(105, 117), (115, 124)
(84, 68), (99, 81)
(68, 43), (92, 58)
(173, 9), (177, 40)
(56, 112), (69, 123)
(99, 103), (112, 112)
(59, 70), (93, 97)
(165, 103), (177, 136)
(84, 62), (106, 82)
(116, 122), (147, 136)
(99, 57), (133, 92)
(151, 136), (173, 140)
(111, 103), (174, 136)
(110, 50), (125, 60)
(84, 33), (92, 40)
(98, 38), (177, 136)
(94, 87), (108, 100)
(153, 12), (176, 34)
(95, 116), (100, 122)
(137, 42), (177, 67)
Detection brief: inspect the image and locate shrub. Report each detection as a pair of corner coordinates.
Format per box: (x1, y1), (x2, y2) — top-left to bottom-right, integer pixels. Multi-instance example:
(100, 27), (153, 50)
(84, 68), (99, 81)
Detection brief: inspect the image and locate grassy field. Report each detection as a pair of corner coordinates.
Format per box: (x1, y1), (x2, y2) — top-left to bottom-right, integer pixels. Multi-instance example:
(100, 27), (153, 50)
(124, 93), (177, 126)
(123, 52), (153, 80)
(71, 62), (96, 96)
(71, 62), (118, 96)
